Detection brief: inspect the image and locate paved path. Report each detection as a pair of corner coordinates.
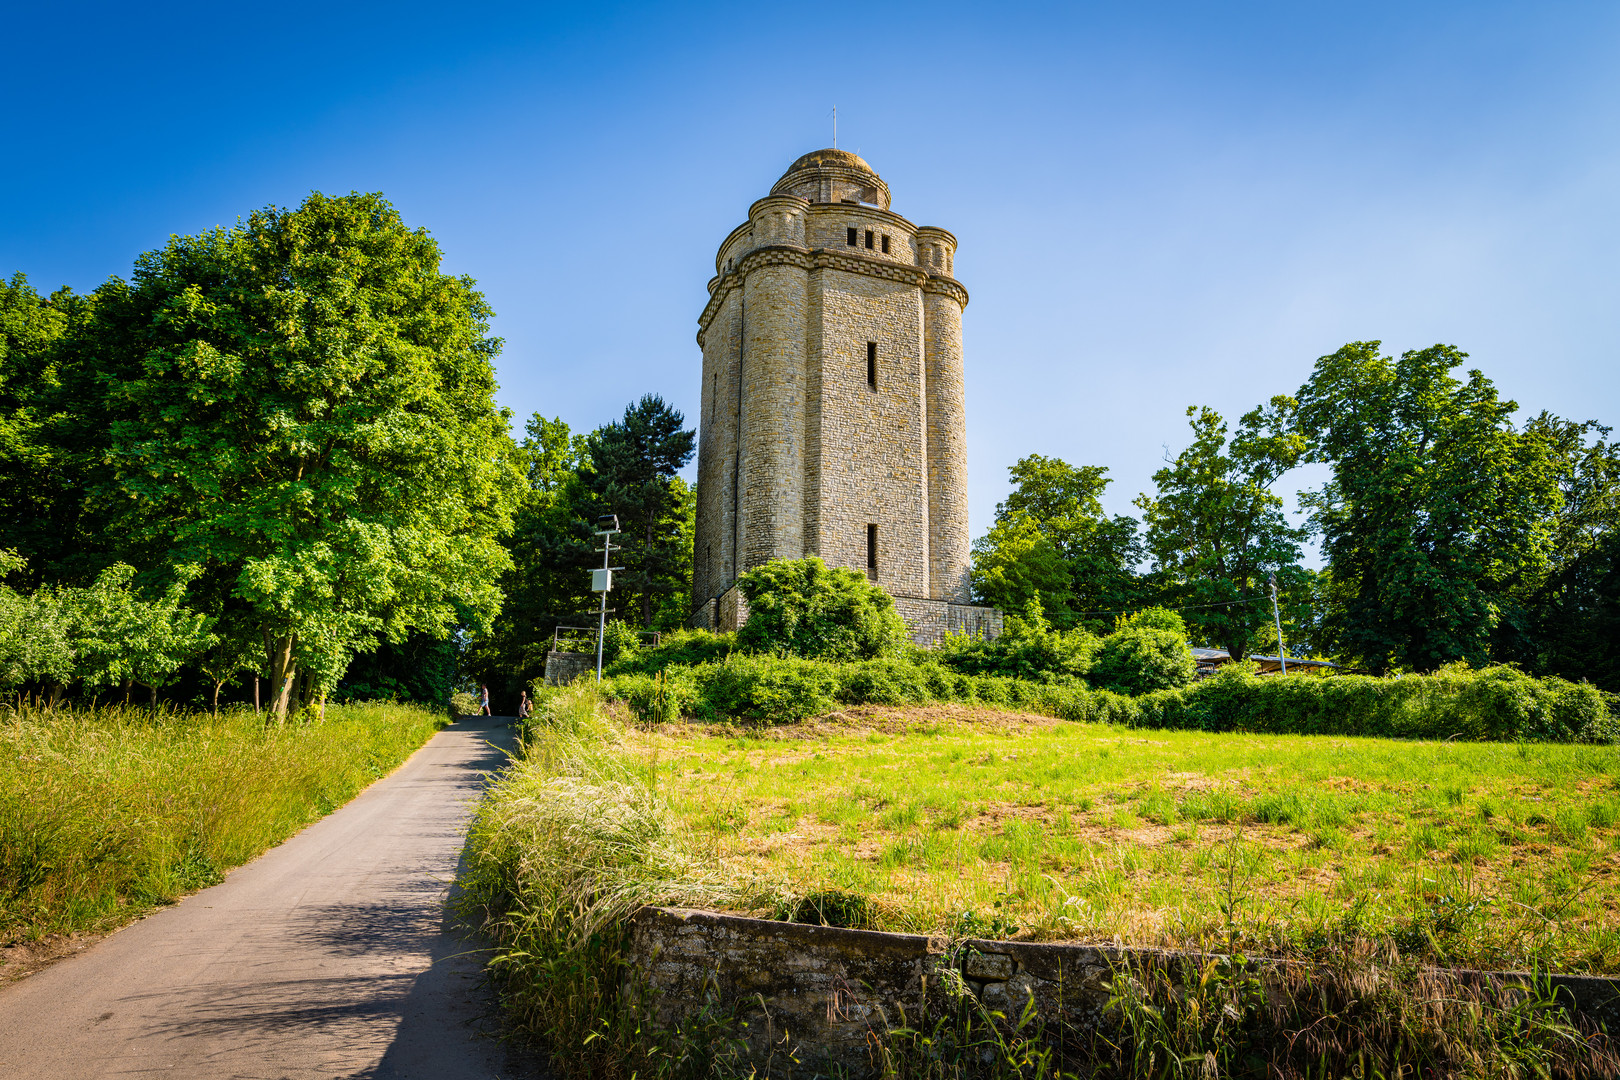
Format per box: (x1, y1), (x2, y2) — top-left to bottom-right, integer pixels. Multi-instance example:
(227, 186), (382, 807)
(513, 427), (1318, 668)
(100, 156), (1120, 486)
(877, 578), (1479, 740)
(0, 715), (539, 1079)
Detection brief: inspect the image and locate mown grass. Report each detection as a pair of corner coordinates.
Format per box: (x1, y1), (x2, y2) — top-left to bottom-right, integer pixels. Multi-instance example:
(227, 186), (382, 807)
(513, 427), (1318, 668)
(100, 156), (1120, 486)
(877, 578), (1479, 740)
(0, 701), (447, 943)
(629, 704), (1620, 975)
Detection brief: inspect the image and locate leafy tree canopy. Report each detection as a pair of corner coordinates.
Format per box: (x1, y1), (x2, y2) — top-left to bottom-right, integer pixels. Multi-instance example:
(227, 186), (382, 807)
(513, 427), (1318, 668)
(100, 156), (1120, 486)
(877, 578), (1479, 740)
(972, 455), (1144, 629)
(1296, 342), (1562, 674)
(582, 394), (696, 629)
(1135, 398), (1307, 659)
(88, 191), (522, 716)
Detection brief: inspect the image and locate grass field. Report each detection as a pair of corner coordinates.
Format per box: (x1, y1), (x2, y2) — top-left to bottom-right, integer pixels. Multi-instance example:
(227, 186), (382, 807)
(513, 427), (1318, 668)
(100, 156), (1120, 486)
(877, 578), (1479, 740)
(0, 701), (446, 944)
(625, 703), (1620, 975)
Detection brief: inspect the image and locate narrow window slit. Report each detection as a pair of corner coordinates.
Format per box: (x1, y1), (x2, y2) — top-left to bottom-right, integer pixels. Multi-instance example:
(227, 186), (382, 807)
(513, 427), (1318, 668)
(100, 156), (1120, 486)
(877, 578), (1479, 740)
(867, 524), (878, 579)
(867, 341), (877, 389)
(881, 234), (890, 254)
(864, 229), (874, 249)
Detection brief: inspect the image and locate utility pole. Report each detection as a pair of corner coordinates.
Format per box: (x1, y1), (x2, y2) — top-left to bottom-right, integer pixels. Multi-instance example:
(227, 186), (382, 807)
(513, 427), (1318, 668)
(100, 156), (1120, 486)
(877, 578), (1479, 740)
(592, 514), (622, 681)
(1269, 572), (1288, 675)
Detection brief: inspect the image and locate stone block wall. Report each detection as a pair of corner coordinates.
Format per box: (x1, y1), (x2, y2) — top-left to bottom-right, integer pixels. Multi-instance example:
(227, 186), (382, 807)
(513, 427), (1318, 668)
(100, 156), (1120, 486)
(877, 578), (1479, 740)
(891, 596), (1004, 646)
(629, 906), (1620, 1078)
(543, 650), (594, 686)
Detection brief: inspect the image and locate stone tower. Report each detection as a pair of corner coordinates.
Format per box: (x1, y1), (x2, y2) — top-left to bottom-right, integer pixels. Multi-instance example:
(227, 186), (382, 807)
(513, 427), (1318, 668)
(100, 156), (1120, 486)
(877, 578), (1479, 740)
(690, 149), (1001, 644)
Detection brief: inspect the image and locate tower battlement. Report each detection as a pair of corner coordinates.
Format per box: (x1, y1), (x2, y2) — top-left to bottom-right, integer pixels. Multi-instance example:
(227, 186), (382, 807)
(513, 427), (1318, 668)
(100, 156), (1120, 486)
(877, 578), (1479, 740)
(690, 150), (1001, 644)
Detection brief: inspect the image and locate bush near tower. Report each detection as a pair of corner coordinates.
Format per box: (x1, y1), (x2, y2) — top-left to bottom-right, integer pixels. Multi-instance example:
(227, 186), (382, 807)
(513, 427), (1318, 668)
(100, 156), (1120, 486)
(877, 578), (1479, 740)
(735, 556), (909, 662)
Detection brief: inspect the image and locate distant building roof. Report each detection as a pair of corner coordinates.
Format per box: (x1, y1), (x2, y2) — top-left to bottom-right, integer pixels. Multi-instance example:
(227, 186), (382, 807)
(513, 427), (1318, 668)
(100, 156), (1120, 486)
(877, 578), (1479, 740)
(1191, 648), (1339, 675)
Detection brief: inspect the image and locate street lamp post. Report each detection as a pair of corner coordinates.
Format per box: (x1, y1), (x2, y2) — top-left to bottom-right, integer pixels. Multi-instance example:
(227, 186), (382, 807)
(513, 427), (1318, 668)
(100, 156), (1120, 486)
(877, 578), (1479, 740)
(1269, 572), (1288, 676)
(592, 514), (622, 682)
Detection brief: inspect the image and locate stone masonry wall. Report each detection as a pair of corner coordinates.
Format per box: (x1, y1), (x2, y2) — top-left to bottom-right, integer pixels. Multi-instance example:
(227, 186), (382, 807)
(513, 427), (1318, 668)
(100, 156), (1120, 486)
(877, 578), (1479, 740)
(812, 266), (929, 599)
(920, 226), (969, 604)
(630, 906), (1620, 1078)
(740, 259), (807, 570)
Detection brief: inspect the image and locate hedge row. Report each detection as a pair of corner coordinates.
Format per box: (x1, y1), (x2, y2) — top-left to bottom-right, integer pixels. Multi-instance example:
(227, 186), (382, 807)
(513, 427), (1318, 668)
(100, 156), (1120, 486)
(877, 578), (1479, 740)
(581, 655), (1617, 744)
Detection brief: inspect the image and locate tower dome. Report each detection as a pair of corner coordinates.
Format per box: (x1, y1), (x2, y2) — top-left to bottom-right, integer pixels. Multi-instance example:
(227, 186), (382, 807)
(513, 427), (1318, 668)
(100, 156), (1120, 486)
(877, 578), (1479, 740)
(771, 147), (891, 209)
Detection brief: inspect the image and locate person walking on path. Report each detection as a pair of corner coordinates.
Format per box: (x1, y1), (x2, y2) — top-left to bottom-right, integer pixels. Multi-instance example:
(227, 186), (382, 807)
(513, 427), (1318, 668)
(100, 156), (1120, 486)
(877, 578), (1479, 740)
(479, 684), (491, 716)
(517, 690), (531, 720)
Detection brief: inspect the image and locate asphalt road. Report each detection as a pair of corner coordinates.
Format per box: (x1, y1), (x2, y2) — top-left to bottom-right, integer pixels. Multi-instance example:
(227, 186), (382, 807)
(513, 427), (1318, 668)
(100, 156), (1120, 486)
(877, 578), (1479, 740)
(0, 714), (540, 1079)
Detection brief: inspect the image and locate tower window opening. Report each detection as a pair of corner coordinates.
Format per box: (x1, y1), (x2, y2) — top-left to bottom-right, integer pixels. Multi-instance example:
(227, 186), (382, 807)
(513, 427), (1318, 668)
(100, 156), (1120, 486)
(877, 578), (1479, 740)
(864, 229), (874, 249)
(866, 341), (877, 389)
(866, 524), (878, 579)
(846, 227), (857, 246)
(881, 234), (890, 254)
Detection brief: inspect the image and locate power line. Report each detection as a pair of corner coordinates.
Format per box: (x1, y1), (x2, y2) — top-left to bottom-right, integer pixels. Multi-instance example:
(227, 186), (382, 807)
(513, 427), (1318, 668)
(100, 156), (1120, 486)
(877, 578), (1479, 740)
(1064, 595), (1273, 618)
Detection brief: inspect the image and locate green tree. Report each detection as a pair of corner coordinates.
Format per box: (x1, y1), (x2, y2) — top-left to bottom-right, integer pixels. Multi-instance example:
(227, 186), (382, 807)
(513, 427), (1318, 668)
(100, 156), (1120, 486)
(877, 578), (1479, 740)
(1000, 455), (1146, 625)
(0, 555), (213, 707)
(0, 275), (106, 588)
(971, 455), (1143, 629)
(87, 192), (522, 718)
(583, 395), (696, 629)
(970, 512), (1074, 626)
(1135, 399), (1307, 658)
(736, 556), (909, 661)
(1510, 415), (1620, 688)
(1296, 342), (1562, 673)
(461, 413), (599, 693)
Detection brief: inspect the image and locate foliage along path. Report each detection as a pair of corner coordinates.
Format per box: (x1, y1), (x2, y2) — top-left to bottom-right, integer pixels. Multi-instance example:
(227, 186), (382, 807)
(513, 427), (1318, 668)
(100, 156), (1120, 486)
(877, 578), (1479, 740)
(0, 715), (535, 1079)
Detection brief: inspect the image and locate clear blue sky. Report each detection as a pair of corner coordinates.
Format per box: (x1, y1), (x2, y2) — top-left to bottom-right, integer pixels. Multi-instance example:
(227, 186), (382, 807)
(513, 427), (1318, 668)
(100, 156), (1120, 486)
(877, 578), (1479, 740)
(5, 1), (1617, 546)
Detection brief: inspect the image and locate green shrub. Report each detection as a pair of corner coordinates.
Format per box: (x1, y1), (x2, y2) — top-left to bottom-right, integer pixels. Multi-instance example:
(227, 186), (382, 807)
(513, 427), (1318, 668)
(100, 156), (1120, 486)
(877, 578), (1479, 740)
(604, 629), (736, 676)
(602, 668), (701, 724)
(599, 620), (642, 666)
(936, 598), (1097, 682)
(693, 654), (839, 724)
(835, 657), (937, 707)
(1091, 626), (1197, 696)
(735, 557), (909, 661)
(1113, 605), (1188, 636)
(592, 641), (1614, 743)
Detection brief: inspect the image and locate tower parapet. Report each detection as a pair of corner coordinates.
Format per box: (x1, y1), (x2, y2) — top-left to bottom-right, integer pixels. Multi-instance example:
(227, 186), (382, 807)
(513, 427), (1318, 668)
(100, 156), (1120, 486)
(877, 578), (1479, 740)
(691, 150), (1001, 644)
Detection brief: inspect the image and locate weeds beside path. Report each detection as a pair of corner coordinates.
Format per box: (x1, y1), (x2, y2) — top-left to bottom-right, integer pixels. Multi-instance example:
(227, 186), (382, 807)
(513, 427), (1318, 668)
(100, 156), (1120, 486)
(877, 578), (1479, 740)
(0, 701), (447, 947)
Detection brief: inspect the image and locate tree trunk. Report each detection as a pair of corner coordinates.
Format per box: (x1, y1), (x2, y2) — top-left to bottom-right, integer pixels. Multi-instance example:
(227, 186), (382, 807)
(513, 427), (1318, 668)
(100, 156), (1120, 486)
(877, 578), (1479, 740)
(149, 683), (158, 712)
(212, 680), (223, 716)
(267, 634), (298, 721)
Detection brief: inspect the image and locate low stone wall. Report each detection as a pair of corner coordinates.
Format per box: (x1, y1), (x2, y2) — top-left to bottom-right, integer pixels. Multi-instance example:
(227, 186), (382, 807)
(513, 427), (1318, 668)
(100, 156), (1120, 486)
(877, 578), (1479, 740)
(629, 906), (1620, 1075)
(890, 595), (1003, 646)
(543, 650), (594, 686)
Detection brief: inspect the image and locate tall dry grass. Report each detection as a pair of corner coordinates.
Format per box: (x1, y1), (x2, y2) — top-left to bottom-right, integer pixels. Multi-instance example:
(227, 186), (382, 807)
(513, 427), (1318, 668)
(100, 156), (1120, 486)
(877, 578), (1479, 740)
(0, 700), (445, 942)
(457, 686), (756, 1078)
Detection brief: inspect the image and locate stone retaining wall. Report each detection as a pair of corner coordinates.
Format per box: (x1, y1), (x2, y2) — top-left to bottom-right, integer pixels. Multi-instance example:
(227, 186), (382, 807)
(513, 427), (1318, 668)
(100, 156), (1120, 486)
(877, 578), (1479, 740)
(629, 906), (1620, 1076)
(543, 650), (594, 686)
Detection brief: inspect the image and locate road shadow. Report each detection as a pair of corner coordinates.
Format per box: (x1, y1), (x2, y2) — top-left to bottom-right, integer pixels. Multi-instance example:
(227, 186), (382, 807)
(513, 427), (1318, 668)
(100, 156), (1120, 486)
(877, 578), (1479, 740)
(354, 716), (548, 1080)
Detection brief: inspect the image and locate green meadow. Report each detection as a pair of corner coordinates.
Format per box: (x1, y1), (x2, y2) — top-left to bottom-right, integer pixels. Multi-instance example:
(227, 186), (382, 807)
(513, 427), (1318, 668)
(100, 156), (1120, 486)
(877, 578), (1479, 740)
(631, 704), (1620, 974)
(0, 702), (447, 944)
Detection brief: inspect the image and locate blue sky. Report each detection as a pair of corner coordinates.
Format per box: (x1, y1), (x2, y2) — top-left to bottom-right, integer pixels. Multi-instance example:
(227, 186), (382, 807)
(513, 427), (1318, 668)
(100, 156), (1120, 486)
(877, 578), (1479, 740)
(4, 1), (1618, 547)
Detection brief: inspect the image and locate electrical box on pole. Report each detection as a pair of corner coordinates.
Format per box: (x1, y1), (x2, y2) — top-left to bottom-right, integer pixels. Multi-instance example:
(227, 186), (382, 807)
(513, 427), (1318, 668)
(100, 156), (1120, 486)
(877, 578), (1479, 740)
(592, 515), (621, 681)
